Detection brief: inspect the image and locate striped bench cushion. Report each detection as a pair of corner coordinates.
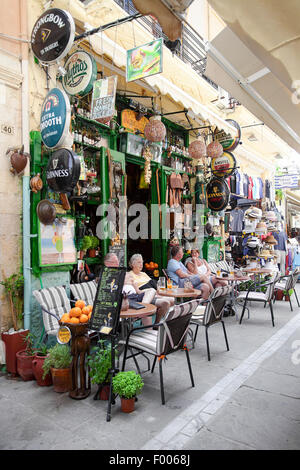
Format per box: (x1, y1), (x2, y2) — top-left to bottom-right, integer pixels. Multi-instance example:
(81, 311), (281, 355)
(237, 291), (267, 302)
(69, 281), (97, 306)
(33, 286), (71, 336)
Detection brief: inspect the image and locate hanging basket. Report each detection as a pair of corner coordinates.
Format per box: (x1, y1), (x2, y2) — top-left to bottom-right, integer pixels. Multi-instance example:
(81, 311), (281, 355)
(188, 140), (206, 160)
(144, 118), (166, 142)
(207, 141), (223, 159)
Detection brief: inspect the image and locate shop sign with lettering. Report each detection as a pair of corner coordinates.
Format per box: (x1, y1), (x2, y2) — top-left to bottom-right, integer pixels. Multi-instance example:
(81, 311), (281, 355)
(31, 8), (75, 64)
(46, 148), (81, 193)
(206, 178), (230, 212)
(121, 109), (149, 136)
(214, 119), (241, 152)
(40, 87), (71, 149)
(62, 51), (97, 97)
(211, 151), (236, 178)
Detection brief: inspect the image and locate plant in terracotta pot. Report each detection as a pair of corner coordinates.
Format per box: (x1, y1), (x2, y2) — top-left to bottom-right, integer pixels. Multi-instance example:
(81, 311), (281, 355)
(88, 340), (117, 400)
(112, 371), (144, 413)
(88, 236), (99, 258)
(79, 235), (91, 259)
(42, 344), (72, 393)
(16, 331), (36, 381)
(0, 271), (28, 376)
(32, 343), (52, 387)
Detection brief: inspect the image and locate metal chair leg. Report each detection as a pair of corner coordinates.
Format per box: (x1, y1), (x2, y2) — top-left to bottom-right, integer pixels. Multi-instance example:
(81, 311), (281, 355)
(269, 301), (275, 327)
(221, 320), (230, 351)
(193, 324), (199, 343)
(205, 326), (211, 361)
(288, 295), (293, 312)
(239, 301), (247, 324)
(295, 289), (300, 307)
(185, 348), (195, 388)
(158, 358), (165, 405)
(151, 356), (157, 373)
(121, 342), (128, 371)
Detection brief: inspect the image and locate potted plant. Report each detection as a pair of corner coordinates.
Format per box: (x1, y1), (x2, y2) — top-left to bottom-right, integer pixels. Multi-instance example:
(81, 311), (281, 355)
(16, 331), (36, 381)
(79, 235), (91, 259)
(87, 340), (117, 400)
(32, 343), (52, 386)
(112, 371), (144, 413)
(88, 236), (99, 258)
(42, 344), (72, 393)
(1, 271), (28, 377)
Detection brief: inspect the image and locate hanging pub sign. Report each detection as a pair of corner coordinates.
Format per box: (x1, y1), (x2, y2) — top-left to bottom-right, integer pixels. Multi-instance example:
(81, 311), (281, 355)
(62, 51), (97, 97)
(126, 38), (163, 82)
(90, 266), (126, 335)
(31, 8), (75, 64)
(46, 148), (81, 193)
(211, 151), (237, 178)
(206, 178), (230, 212)
(91, 76), (118, 124)
(40, 87), (71, 149)
(213, 119), (241, 152)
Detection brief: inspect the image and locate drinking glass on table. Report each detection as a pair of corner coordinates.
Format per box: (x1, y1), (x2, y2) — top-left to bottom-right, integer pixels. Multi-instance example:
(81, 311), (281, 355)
(167, 278), (173, 289)
(158, 277), (166, 290)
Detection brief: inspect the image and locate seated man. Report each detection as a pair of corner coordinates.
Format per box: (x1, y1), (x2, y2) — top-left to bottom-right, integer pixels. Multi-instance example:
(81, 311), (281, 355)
(167, 245), (210, 300)
(104, 253), (155, 326)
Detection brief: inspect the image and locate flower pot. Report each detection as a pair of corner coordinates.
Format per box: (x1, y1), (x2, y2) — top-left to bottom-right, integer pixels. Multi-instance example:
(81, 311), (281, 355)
(88, 248), (96, 258)
(79, 250), (85, 260)
(120, 397), (135, 413)
(51, 367), (71, 393)
(32, 354), (52, 386)
(1, 330), (29, 376)
(99, 384), (110, 401)
(16, 349), (35, 381)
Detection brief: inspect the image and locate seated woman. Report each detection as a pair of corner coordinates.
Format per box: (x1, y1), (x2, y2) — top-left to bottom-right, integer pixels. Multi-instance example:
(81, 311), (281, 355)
(185, 249), (227, 294)
(167, 245), (210, 300)
(128, 253), (175, 323)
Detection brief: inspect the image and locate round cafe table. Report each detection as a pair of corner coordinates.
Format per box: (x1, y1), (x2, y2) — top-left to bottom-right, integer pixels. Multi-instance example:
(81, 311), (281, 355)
(244, 268), (273, 290)
(215, 274), (250, 320)
(157, 287), (202, 303)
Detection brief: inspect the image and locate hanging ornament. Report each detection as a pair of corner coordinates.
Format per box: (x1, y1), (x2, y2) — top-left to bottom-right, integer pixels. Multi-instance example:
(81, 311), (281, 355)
(188, 139), (206, 160)
(6, 145), (30, 176)
(206, 140), (223, 159)
(30, 173), (43, 193)
(143, 146), (152, 184)
(144, 116), (166, 142)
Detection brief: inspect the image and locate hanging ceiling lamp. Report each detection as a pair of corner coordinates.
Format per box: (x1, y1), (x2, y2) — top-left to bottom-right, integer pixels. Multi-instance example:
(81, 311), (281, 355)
(206, 140), (223, 159)
(188, 138), (206, 160)
(144, 115), (166, 142)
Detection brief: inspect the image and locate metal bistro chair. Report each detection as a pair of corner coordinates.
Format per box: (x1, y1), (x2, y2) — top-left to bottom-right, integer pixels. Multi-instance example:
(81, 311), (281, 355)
(69, 280), (97, 307)
(237, 272), (280, 327)
(121, 299), (200, 405)
(274, 268), (300, 311)
(33, 285), (71, 342)
(190, 285), (232, 361)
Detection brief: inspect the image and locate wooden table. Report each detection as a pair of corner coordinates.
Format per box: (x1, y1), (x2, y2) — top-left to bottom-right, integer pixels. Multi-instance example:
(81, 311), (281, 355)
(215, 275), (250, 320)
(244, 268), (273, 290)
(157, 287), (202, 303)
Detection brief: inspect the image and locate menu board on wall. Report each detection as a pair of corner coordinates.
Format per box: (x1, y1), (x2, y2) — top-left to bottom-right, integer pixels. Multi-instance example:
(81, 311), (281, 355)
(91, 76), (118, 124)
(90, 266), (126, 335)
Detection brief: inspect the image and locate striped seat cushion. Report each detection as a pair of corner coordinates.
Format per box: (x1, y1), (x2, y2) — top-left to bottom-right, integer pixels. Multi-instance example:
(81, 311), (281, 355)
(237, 291), (267, 302)
(33, 286), (71, 336)
(275, 282), (287, 291)
(120, 329), (159, 355)
(69, 281), (97, 306)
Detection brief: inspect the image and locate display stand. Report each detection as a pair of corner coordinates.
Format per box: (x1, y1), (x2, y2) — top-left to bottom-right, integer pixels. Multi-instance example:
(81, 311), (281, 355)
(89, 266), (126, 421)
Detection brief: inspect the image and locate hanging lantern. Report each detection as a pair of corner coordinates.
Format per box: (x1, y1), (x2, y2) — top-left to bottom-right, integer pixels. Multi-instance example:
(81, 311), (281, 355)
(206, 140), (223, 159)
(188, 139), (206, 160)
(144, 116), (166, 142)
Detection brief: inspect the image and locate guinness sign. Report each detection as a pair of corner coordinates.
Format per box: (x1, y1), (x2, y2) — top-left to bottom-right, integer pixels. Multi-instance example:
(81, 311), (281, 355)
(31, 9), (75, 64)
(46, 148), (81, 193)
(206, 178), (230, 212)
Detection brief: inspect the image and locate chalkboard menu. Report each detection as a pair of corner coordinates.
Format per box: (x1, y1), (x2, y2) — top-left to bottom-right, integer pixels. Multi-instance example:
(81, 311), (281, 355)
(90, 266), (126, 335)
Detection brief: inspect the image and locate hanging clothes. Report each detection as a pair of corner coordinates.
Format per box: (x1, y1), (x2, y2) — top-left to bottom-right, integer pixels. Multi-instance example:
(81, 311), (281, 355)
(229, 207), (244, 233)
(248, 176), (253, 199)
(243, 174), (249, 198)
(235, 171), (241, 195)
(258, 177), (264, 199)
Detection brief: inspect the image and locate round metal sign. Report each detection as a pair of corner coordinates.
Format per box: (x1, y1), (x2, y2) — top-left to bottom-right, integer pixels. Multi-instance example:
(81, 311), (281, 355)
(57, 325), (71, 344)
(206, 178), (230, 212)
(40, 87), (71, 149)
(31, 8), (75, 64)
(213, 120), (241, 152)
(46, 148), (81, 193)
(211, 151), (236, 178)
(62, 50), (98, 96)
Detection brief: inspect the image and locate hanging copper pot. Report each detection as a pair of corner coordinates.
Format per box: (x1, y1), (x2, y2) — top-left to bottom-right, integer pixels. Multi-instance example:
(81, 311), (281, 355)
(30, 173), (43, 193)
(36, 200), (57, 225)
(7, 146), (30, 176)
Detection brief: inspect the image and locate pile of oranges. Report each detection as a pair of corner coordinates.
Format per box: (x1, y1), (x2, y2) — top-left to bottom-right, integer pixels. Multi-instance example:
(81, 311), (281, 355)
(60, 300), (93, 325)
(144, 261), (158, 271)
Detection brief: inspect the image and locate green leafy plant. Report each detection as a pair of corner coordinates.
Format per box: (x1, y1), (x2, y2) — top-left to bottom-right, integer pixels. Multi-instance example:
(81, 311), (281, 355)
(42, 344), (72, 379)
(0, 271), (24, 330)
(22, 331), (36, 356)
(87, 340), (117, 385)
(35, 343), (48, 357)
(112, 371), (144, 399)
(81, 235), (92, 251)
(89, 236), (99, 250)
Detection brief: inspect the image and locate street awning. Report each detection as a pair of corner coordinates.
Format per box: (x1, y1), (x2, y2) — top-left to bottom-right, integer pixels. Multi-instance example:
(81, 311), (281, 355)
(205, 0), (300, 153)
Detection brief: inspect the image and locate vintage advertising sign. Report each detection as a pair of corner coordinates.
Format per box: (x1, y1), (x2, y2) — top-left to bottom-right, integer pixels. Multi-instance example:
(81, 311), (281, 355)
(211, 151), (236, 178)
(62, 51), (97, 97)
(214, 120), (241, 152)
(57, 325), (71, 344)
(90, 266), (126, 335)
(31, 8), (75, 64)
(126, 38), (163, 82)
(40, 87), (71, 149)
(121, 109), (149, 136)
(91, 76), (118, 124)
(206, 178), (230, 212)
(46, 148), (81, 193)
(38, 217), (77, 267)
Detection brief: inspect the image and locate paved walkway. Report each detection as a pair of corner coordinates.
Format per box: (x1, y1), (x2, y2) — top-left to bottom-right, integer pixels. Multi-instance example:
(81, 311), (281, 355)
(1, 287), (300, 450)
